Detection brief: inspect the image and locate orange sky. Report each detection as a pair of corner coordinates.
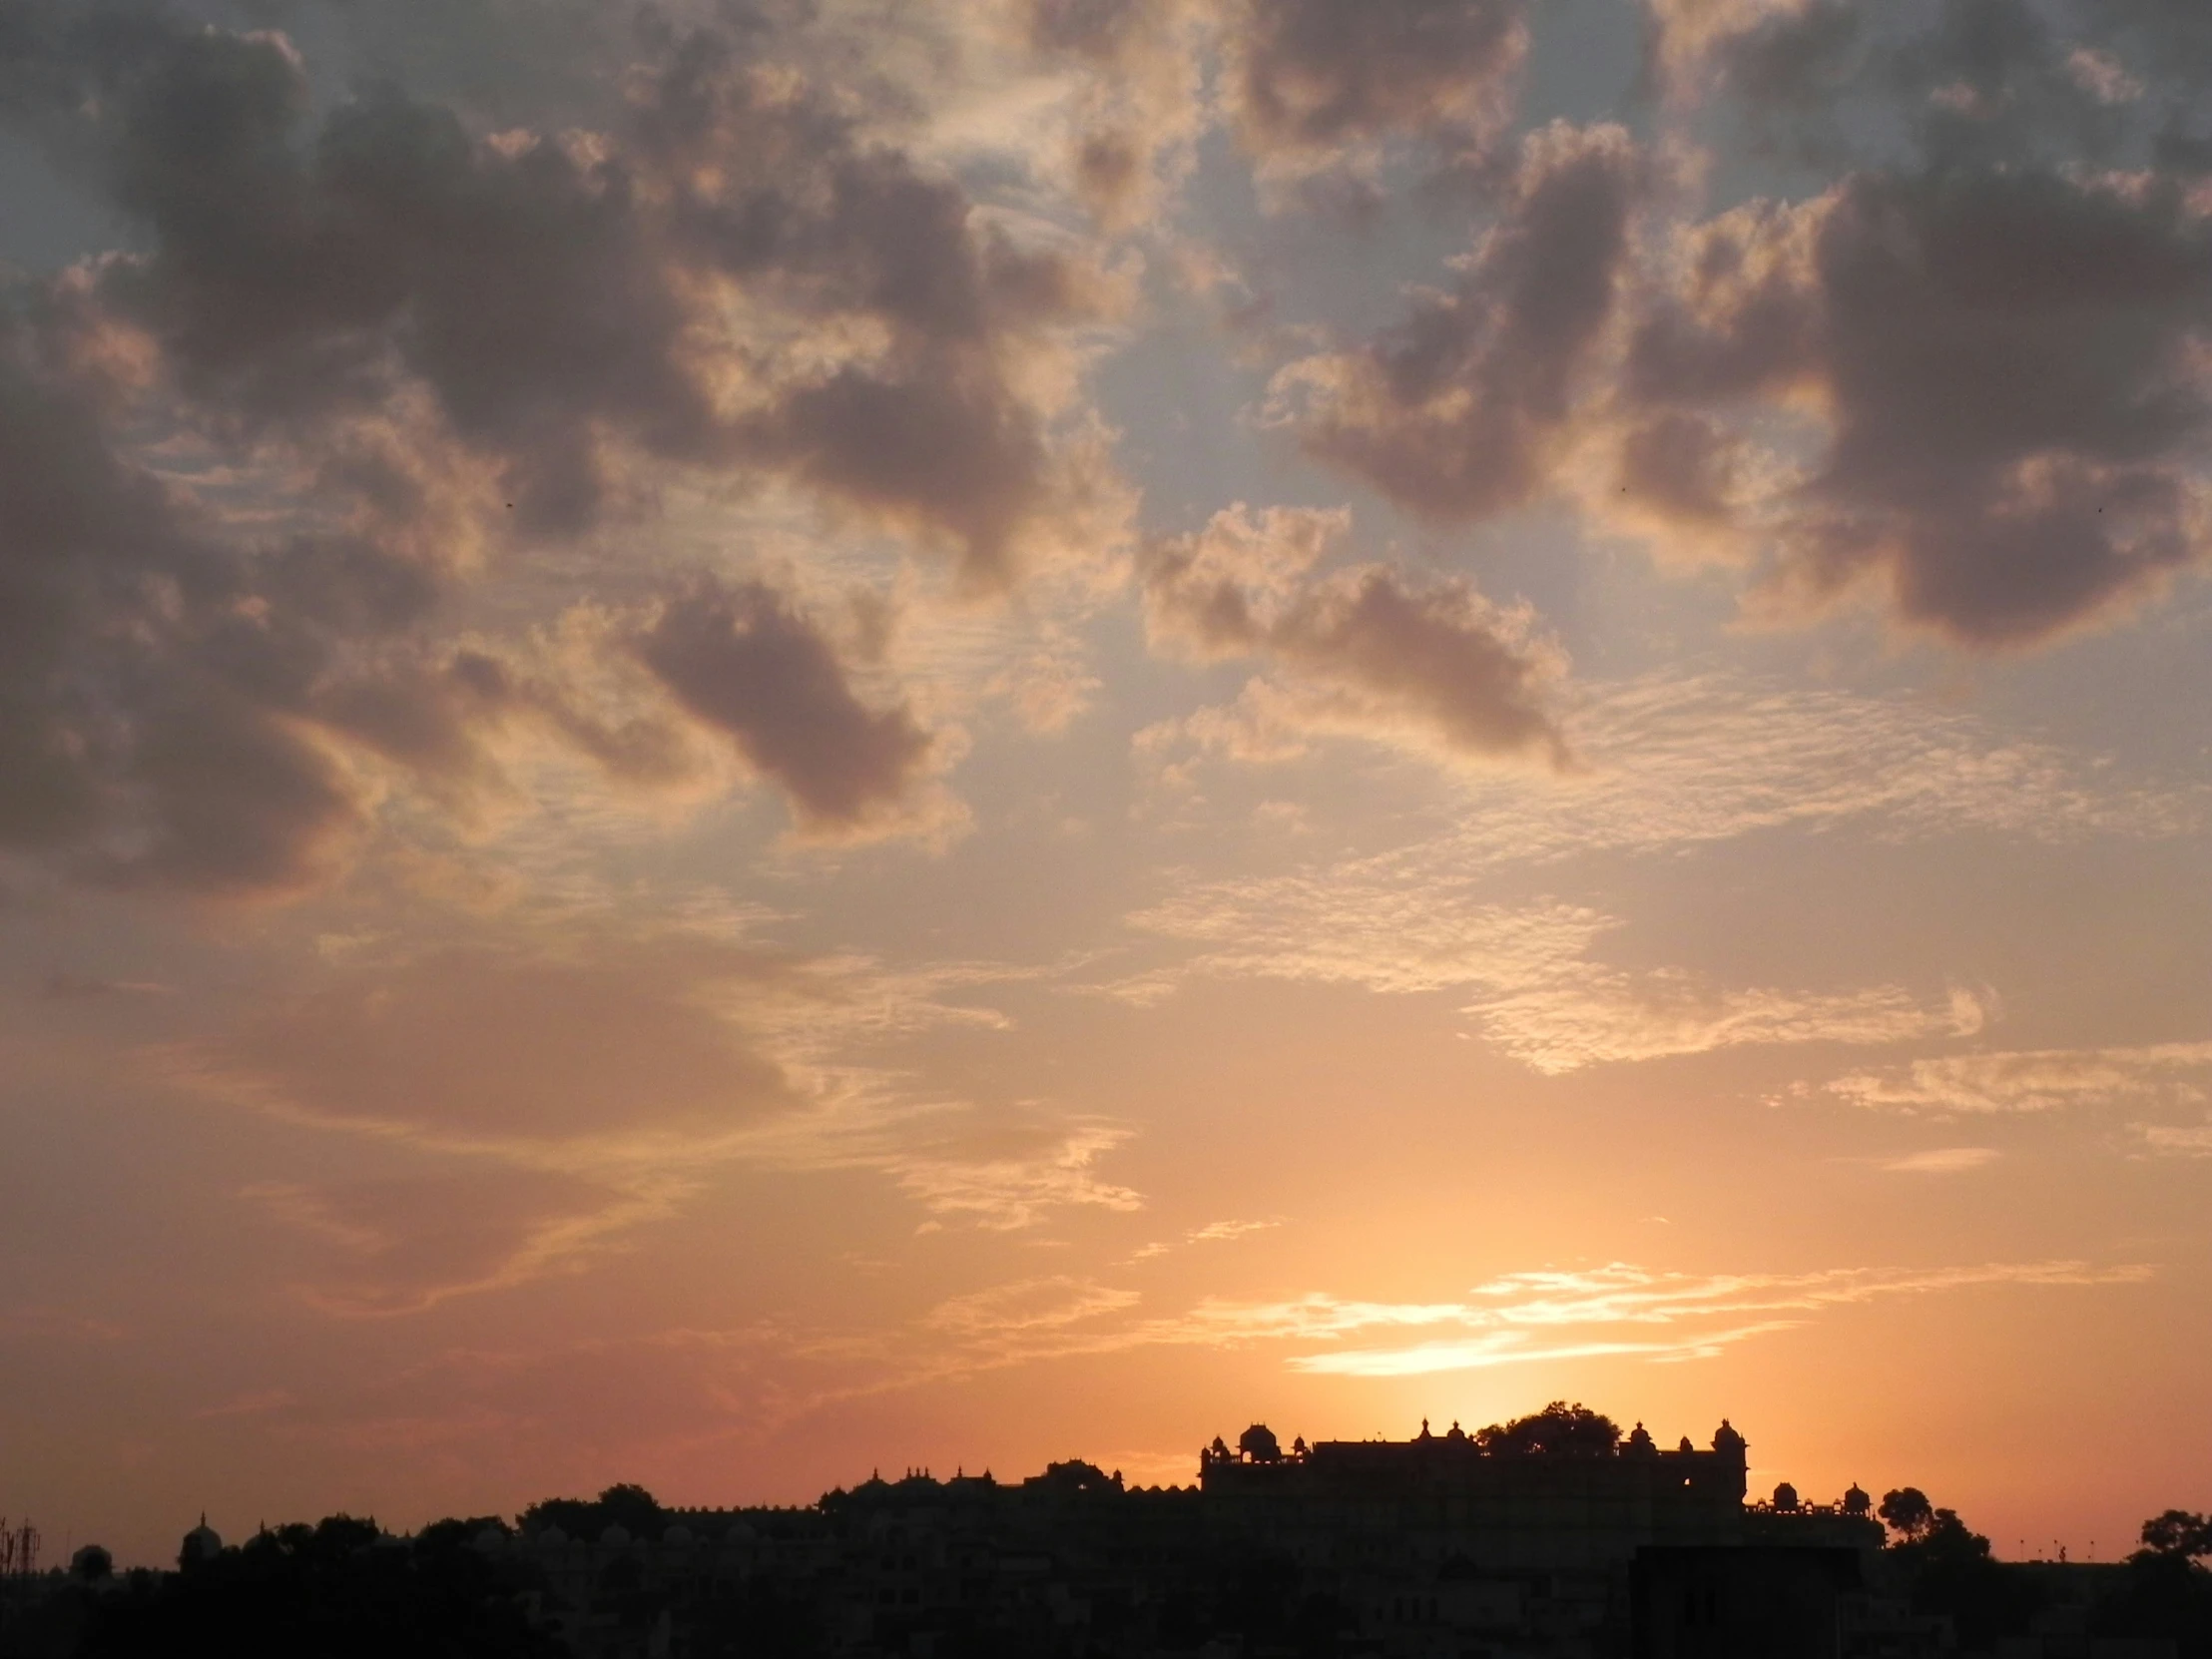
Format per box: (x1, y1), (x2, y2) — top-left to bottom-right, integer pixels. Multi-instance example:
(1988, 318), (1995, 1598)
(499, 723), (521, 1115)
(1, 0), (2208, 1571)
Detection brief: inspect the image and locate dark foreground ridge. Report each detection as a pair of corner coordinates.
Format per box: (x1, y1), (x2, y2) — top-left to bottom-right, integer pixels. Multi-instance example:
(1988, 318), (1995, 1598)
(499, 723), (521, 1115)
(6, 1404), (2210, 1658)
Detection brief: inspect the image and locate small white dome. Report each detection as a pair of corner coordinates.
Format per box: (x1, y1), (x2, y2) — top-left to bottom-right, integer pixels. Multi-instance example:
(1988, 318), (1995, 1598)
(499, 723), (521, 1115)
(661, 1524), (693, 1546)
(535, 1525), (568, 1548)
(598, 1523), (631, 1548)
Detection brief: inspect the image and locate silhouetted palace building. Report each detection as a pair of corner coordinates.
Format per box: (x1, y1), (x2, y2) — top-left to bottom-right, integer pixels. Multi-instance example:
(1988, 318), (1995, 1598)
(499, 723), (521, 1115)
(1198, 1416), (1785, 1564)
(9, 1411), (1975, 1659)
(450, 1413), (1906, 1659)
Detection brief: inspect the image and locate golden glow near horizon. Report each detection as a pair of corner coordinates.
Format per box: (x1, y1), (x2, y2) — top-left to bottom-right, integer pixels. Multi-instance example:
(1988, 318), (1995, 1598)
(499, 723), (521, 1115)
(1, 0), (2209, 1571)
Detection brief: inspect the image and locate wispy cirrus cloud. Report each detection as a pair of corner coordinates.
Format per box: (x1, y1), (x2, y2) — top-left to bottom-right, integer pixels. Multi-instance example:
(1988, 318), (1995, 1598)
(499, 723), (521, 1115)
(238, 1253), (2157, 1459)
(1880, 1147), (2001, 1175)
(1119, 886), (1978, 1073)
(628, 1257), (2157, 1418)
(1115, 664), (2196, 1071)
(1258, 1260), (2154, 1376)
(1827, 1042), (2212, 1114)
(1144, 669), (2200, 854)
(160, 915), (1144, 1311)
(1127, 1216), (1283, 1263)
(2135, 1123), (2212, 1159)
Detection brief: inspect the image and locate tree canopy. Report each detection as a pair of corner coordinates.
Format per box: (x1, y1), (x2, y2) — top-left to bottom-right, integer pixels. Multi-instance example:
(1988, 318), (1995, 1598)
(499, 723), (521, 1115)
(1476, 1401), (1622, 1456)
(1879, 1486), (1936, 1540)
(2143, 1511), (2212, 1560)
(517, 1483), (668, 1540)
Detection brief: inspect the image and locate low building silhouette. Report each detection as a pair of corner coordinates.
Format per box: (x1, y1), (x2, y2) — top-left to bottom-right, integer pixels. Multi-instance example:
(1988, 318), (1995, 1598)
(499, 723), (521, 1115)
(452, 1413), (1900, 1658)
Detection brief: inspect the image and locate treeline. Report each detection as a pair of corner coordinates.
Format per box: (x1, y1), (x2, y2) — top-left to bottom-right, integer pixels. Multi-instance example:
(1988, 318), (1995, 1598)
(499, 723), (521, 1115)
(8, 1482), (2209, 1658)
(7, 1515), (562, 1659)
(1877, 1490), (2212, 1656)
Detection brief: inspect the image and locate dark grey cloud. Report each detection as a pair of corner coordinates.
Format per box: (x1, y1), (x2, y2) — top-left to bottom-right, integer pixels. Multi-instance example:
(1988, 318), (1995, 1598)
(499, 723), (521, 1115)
(1614, 0), (2212, 644)
(1140, 505), (1567, 766)
(1, 3), (1117, 560)
(1658, 0), (2212, 178)
(1018, 0), (1197, 228)
(1026, 0), (1156, 60)
(1626, 162), (2212, 644)
(0, 4), (1130, 892)
(1221, 0), (1526, 168)
(637, 579), (937, 831)
(1274, 121), (1642, 522)
(0, 307), (393, 894)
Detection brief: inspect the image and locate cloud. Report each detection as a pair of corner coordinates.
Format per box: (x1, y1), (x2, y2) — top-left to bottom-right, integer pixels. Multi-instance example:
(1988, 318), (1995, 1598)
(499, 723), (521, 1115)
(2137, 1122), (2212, 1158)
(0, 306), (433, 896)
(1218, 0), (1527, 179)
(1126, 1215), (1280, 1262)
(240, 1171), (684, 1317)
(1647, 0), (2212, 173)
(1122, 884), (1977, 1074)
(1017, 0), (1204, 229)
(636, 579), (942, 836)
(40, 972), (173, 999)
(1880, 1146), (2000, 1175)
(1117, 667), (2191, 1069)
(1269, 121), (1641, 521)
(652, 1255), (2155, 1413)
(1139, 503), (1570, 769)
(1147, 667), (2197, 859)
(1827, 1041), (2212, 1114)
(0, 5), (1131, 896)
(1259, 1259), (2153, 1375)
(923, 1275), (1143, 1339)
(163, 921), (1146, 1310)
(879, 1118), (1145, 1232)
(1625, 4), (2212, 646)
(204, 940), (803, 1150)
(0, 11), (1124, 567)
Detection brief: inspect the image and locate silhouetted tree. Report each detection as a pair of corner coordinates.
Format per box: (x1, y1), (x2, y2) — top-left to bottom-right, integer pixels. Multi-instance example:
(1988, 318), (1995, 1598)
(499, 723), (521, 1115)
(2099, 1521), (2212, 1659)
(72, 1511), (564, 1659)
(517, 1482), (668, 1540)
(1476, 1401), (1621, 1455)
(1879, 1486), (1936, 1541)
(2143, 1510), (2212, 1559)
(414, 1515), (512, 1555)
(1885, 1499), (2041, 1648)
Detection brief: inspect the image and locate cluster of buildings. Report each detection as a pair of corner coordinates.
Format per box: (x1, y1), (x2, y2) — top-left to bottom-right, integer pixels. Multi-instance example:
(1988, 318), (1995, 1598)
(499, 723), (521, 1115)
(462, 1417), (1939, 1658)
(12, 1415), (2175, 1658)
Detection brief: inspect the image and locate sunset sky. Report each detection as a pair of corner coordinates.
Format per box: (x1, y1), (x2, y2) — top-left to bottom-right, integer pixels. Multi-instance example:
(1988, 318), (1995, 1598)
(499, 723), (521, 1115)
(3, 0), (2210, 1569)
